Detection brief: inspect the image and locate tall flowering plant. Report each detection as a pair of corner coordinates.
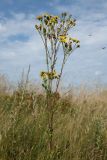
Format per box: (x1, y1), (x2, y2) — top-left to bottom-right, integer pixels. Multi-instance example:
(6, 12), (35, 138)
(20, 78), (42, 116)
(35, 12), (80, 151)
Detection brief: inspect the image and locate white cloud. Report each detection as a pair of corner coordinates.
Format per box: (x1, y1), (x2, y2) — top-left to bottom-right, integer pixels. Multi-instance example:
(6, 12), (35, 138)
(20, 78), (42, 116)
(95, 71), (102, 76)
(0, 13), (35, 42)
(0, 13), (45, 81)
(0, 51), (16, 60)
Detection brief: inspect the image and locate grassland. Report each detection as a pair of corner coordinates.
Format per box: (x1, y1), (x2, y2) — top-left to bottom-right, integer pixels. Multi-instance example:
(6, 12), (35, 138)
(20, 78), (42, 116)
(0, 75), (107, 160)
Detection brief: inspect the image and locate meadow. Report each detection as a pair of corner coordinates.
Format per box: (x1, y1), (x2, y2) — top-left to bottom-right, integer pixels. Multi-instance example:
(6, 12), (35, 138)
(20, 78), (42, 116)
(0, 74), (107, 160)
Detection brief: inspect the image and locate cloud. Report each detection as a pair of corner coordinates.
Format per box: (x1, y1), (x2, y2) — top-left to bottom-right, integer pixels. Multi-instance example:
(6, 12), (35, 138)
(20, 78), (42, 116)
(0, 12), (45, 81)
(0, 1), (107, 86)
(95, 71), (102, 76)
(51, 0), (107, 85)
(0, 13), (35, 41)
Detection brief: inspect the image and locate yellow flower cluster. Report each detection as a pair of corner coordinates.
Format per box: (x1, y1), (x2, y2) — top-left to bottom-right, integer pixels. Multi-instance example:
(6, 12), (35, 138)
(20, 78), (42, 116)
(40, 70), (59, 80)
(59, 35), (80, 44)
(36, 14), (59, 26)
(70, 38), (80, 43)
(59, 35), (68, 43)
(49, 16), (59, 23)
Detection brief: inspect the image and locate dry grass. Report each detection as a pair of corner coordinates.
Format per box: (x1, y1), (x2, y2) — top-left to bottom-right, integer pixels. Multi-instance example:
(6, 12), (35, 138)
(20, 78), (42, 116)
(0, 75), (107, 160)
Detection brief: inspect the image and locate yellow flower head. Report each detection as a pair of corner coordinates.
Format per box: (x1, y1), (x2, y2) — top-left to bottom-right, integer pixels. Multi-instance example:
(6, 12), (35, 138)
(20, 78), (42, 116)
(47, 15), (59, 25)
(53, 70), (60, 79)
(59, 35), (69, 43)
(50, 17), (57, 23)
(49, 70), (59, 79)
(40, 71), (47, 79)
(36, 15), (43, 21)
(70, 38), (80, 43)
(40, 70), (59, 80)
(54, 16), (59, 20)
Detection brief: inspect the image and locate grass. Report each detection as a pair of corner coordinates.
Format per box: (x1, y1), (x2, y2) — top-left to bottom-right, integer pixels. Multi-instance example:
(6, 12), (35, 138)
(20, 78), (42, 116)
(0, 75), (107, 159)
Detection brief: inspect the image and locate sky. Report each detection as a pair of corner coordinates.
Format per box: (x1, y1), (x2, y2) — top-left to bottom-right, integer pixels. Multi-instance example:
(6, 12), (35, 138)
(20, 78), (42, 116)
(0, 0), (107, 87)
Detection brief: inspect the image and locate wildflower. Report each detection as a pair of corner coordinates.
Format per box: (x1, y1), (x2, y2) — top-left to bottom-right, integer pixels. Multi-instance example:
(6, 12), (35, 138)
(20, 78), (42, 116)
(47, 71), (54, 80)
(70, 38), (80, 43)
(54, 16), (59, 20)
(69, 20), (76, 26)
(40, 71), (47, 79)
(47, 21), (52, 26)
(40, 70), (59, 80)
(54, 74), (60, 79)
(35, 25), (42, 31)
(50, 17), (57, 23)
(47, 16), (59, 25)
(44, 13), (51, 19)
(36, 15), (43, 21)
(59, 35), (68, 43)
(52, 70), (59, 79)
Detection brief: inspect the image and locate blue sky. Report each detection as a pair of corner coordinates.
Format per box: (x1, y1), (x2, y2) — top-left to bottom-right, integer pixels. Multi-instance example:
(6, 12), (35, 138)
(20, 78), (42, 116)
(0, 0), (107, 86)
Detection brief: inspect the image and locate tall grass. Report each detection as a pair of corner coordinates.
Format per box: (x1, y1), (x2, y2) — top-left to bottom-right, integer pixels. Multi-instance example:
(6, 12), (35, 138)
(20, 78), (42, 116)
(0, 76), (107, 159)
